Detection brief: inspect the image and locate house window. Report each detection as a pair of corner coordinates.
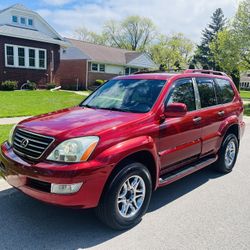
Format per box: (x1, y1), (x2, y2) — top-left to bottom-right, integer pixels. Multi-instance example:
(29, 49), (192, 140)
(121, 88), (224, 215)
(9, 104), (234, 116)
(20, 17), (26, 25)
(28, 18), (33, 26)
(130, 68), (139, 74)
(29, 49), (35, 67)
(39, 50), (46, 68)
(91, 63), (106, 72)
(6, 46), (14, 66)
(5, 44), (47, 70)
(18, 47), (25, 66)
(125, 67), (139, 75)
(92, 63), (98, 71)
(99, 64), (105, 72)
(12, 15), (18, 23)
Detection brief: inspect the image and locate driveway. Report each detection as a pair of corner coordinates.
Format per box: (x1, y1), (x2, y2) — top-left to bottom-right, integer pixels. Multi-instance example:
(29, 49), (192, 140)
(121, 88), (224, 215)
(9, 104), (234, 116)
(0, 119), (250, 250)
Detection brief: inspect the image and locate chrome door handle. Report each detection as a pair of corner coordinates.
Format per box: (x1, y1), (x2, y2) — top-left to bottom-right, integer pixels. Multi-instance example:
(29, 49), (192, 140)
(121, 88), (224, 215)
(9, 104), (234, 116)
(218, 111), (225, 116)
(193, 117), (202, 123)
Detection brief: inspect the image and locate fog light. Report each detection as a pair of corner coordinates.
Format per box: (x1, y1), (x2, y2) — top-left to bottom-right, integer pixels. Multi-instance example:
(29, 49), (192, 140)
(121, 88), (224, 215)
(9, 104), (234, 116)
(51, 183), (83, 194)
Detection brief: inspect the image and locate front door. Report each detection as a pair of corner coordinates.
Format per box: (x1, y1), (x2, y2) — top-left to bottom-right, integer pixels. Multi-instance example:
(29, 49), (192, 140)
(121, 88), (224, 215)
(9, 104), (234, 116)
(159, 78), (202, 172)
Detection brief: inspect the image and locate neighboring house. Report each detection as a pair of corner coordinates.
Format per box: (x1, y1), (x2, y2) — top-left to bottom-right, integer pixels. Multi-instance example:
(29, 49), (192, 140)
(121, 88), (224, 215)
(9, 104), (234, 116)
(0, 4), (68, 88)
(240, 73), (250, 90)
(59, 38), (157, 90)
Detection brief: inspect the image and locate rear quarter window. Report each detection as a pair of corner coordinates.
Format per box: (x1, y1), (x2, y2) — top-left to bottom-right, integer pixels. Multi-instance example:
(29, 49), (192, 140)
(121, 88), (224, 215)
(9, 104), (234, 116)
(215, 78), (235, 104)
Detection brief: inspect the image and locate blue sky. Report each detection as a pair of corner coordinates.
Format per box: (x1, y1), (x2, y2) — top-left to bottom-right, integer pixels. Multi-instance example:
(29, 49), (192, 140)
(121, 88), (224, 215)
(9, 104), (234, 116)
(0, 0), (240, 43)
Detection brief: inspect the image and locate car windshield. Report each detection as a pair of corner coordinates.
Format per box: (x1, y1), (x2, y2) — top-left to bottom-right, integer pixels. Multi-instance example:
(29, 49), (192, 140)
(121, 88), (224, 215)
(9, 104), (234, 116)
(81, 79), (166, 113)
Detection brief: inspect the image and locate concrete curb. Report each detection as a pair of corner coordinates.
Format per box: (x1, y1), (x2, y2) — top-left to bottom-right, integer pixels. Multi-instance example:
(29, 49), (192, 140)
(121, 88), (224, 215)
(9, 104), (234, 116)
(0, 178), (11, 192)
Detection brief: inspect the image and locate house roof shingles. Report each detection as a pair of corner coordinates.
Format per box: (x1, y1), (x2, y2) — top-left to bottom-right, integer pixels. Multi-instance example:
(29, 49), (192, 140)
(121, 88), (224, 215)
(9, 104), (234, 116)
(67, 38), (151, 66)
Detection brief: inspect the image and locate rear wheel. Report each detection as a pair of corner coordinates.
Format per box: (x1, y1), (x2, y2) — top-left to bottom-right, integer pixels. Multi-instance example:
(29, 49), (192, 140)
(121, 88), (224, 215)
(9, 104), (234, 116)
(95, 162), (152, 230)
(214, 133), (239, 173)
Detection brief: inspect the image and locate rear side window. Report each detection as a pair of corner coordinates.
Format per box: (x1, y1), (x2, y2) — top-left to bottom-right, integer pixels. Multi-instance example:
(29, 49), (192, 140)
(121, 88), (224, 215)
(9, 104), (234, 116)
(215, 78), (235, 104)
(196, 78), (217, 108)
(166, 78), (196, 111)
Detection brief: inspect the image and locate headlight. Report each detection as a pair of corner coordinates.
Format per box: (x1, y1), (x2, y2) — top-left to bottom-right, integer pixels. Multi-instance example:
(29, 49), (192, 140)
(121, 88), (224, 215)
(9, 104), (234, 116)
(47, 136), (99, 163)
(8, 124), (17, 145)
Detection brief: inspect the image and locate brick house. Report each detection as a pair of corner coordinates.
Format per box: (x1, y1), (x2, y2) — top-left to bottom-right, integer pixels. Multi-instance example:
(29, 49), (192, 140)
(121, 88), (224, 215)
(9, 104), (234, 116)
(59, 38), (157, 90)
(0, 4), (68, 88)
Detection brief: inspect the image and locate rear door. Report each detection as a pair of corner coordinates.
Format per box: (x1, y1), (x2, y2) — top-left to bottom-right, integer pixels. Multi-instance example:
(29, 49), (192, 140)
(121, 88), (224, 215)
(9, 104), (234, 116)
(195, 77), (225, 156)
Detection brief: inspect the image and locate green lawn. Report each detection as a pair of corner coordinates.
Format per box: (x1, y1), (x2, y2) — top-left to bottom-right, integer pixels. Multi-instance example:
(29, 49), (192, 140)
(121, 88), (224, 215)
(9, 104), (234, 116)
(244, 104), (250, 116)
(0, 125), (13, 144)
(240, 90), (250, 99)
(0, 90), (86, 118)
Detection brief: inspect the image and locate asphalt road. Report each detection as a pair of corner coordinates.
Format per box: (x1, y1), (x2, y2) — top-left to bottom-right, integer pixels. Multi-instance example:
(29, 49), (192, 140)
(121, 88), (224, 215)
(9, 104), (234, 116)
(0, 119), (250, 250)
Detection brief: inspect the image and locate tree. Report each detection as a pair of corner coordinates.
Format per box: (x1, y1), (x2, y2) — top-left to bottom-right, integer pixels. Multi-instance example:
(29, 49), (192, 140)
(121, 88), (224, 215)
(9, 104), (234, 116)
(193, 8), (226, 69)
(74, 26), (108, 45)
(150, 33), (194, 71)
(210, 29), (241, 89)
(103, 16), (157, 51)
(233, 0), (250, 70)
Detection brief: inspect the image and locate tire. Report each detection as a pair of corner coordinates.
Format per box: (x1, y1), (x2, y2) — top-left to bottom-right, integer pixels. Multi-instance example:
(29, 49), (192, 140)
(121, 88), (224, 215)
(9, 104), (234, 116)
(214, 133), (239, 174)
(95, 162), (152, 230)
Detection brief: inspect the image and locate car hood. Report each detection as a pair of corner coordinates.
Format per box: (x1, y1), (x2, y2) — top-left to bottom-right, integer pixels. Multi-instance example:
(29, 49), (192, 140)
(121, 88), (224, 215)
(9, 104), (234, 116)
(18, 107), (144, 139)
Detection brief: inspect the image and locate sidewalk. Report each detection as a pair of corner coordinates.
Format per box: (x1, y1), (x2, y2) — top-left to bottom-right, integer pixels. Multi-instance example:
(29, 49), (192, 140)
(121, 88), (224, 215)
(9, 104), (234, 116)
(0, 178), (11, 191)
(0, 116), (31, 125)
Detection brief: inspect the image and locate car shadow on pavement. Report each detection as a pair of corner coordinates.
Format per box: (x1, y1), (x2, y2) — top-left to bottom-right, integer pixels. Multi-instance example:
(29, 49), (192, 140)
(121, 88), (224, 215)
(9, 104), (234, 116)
(148, 166), (222, 212)
(0, 167), (222, 250)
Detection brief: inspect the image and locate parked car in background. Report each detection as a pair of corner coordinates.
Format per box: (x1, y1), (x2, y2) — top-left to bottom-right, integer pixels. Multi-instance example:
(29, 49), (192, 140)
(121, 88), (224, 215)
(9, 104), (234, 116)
(0, 69), (245, 230)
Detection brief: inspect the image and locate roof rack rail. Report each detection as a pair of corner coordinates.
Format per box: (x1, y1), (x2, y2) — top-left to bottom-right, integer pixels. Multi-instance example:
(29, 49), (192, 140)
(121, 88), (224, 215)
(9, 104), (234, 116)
(184, 69), (228, 76)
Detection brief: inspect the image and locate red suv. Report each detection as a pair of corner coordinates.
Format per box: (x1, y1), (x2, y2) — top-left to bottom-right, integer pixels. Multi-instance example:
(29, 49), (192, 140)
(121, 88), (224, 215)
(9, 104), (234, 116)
(0, 69), (245, 229)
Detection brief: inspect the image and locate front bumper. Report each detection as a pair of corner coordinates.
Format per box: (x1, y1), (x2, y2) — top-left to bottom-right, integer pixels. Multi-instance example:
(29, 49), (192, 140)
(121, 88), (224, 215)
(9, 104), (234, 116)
(0, 142), (112, 208)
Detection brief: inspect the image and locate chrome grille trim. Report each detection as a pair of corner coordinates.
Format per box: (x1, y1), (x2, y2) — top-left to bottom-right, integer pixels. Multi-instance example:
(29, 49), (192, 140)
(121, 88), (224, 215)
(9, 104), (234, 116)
(13, 128), (55, 160)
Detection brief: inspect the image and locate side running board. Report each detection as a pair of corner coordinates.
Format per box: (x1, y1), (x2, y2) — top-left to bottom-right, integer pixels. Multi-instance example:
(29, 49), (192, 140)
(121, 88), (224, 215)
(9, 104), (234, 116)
(159, 156), (218, 187)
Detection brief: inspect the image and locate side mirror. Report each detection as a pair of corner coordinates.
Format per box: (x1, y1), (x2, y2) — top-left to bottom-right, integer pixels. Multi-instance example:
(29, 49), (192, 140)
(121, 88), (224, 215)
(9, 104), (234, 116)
(164, 103), (187, 118)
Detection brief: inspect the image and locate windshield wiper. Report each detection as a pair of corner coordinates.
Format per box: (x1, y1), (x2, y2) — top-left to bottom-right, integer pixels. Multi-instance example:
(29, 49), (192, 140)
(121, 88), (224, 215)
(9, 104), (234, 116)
(96, 107), (129, 112)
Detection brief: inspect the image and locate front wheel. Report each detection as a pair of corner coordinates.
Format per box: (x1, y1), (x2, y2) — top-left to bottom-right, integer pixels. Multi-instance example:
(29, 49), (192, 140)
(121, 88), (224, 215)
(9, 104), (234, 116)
(214, 133), (239, 173)
(95, 162), (152, 230)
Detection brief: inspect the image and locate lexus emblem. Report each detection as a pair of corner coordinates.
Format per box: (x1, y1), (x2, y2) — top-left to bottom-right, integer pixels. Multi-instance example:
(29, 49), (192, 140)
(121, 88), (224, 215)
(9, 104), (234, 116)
(21, 138), (29, 148)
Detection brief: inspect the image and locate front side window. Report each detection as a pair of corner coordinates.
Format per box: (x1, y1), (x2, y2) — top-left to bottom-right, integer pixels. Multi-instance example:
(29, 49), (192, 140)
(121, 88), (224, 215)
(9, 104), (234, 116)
(29, 49), (35, 67)
(6, 46), (14, 66)
(39, 50), (45, 68)
(18, 47), (25, 66)
(166, 78), (196, 111)
(215, 78), (235, 104)
(81, 79), (166, 113)
(196, 78), (217, 108)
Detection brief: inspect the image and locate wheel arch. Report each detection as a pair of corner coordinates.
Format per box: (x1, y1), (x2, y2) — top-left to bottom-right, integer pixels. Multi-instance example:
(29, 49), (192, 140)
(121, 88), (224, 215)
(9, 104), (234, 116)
(98, 149), (159, 206)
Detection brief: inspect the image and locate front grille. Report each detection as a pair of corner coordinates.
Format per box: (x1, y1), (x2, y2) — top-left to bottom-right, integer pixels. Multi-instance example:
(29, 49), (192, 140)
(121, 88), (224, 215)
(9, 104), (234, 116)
(13, 128), (54, 160)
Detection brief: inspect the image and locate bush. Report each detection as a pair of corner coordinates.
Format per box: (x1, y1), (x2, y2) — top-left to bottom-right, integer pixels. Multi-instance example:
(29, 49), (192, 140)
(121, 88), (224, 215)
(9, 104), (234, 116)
(46, 83), (56, 90)
(95, 79), (105, 85)
(25, 81), (37, 90)
(0, 80), (18, 91)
